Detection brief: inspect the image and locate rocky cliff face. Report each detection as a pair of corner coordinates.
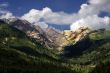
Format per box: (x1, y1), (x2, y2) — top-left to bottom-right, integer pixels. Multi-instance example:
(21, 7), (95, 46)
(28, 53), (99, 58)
(11, 19), (33, 32)
(26, 26), (56, 49)
(42, 27), (91, 51)
(63, 27), (90, 44)
(1, 18), (91, 51)
(10, 19), (56, 49)
(44, 28), (69, 51)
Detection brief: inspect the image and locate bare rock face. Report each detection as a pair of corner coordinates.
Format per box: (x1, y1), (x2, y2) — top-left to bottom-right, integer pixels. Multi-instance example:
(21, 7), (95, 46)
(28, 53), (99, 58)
(11, 19), (34, 32)
(43, 27), (90, 51)
(11, 19), (90, 51)
(8, 19), (54, 49)
(2, 18), (91, 51)
(63, 27), (90, 44)
(26, 26), (56, 48)
(44, 28), (69, 51)
(63, 30), (77, 41)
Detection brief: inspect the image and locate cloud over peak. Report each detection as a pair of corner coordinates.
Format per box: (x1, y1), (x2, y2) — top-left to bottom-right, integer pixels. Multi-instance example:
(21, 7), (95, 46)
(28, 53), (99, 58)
(71, 0), (110, 30)
(0, 0), (110, 30)
(0, 12), (15, 19)
(21, 0), (110, 30)
(70, 15), (110, 30)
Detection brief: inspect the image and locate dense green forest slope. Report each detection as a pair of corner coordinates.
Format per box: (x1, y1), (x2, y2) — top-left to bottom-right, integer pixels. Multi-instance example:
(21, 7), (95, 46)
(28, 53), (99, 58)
(62, 29), (110, 73)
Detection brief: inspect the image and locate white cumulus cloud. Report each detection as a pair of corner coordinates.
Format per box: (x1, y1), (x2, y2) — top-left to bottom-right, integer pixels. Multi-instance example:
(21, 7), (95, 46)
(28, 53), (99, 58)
(0, 12), (15, 19)
(0, 0), (110, 30)
(70, 15), (110, 30)
(21, 9), (42, 23)
(21, 0), (110, 30)
(71, 0), (110, 31)
(21, 7), (78, 28)
(21, 7), (78, 25)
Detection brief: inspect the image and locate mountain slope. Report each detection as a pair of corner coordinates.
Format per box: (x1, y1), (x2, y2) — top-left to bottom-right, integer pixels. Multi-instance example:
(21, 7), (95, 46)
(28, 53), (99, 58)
(89, 61), (110, 73)
(9, 19), (70, 50)
(0, 20), (76, 73)
(1, 18), (110, 73)
(79, 29), (110, 64)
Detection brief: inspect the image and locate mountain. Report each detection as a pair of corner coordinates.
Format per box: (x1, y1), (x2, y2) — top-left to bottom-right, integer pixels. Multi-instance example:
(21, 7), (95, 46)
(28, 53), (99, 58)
(10, 19), (34, 32)
(44, 27), (70, 51)
(0, 20), (76, 73)
(62, 28), (110, 73)
(5, 19), (70, 50)
(6, 19), (62, 49)
(1, 18), (110, 73)
(63, 28), (110, 58)
(63, 27), (90, 44)
(89, 61), (110, 73)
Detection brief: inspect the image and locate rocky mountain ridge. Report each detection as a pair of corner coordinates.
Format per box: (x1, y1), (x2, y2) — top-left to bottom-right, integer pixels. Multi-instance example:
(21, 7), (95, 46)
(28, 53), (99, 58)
(1, 18), (91, 51)
(1, 18), (110, 73)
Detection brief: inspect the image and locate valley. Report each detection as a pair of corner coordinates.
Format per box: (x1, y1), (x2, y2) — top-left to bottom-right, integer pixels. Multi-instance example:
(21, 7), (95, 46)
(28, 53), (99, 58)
(0, 19), (110, 73)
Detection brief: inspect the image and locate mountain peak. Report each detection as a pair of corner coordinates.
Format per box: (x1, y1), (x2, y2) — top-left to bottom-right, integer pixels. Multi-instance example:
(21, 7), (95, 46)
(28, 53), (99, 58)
(63, 27), (90, 44)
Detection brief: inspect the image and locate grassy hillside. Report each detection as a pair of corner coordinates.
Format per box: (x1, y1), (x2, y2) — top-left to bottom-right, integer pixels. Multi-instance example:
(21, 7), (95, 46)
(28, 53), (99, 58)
(0, 21), (76, 73)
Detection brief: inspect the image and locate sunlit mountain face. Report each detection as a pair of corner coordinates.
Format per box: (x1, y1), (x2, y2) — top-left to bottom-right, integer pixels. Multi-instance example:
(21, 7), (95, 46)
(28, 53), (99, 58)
(0, 0), (110, 73)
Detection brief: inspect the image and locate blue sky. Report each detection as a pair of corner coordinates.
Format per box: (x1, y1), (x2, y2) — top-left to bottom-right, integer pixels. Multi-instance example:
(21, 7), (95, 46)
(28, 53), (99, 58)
(0, 0), (87, 30)
(0, 0), (110, 31)
(0, 0), (87, 16)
